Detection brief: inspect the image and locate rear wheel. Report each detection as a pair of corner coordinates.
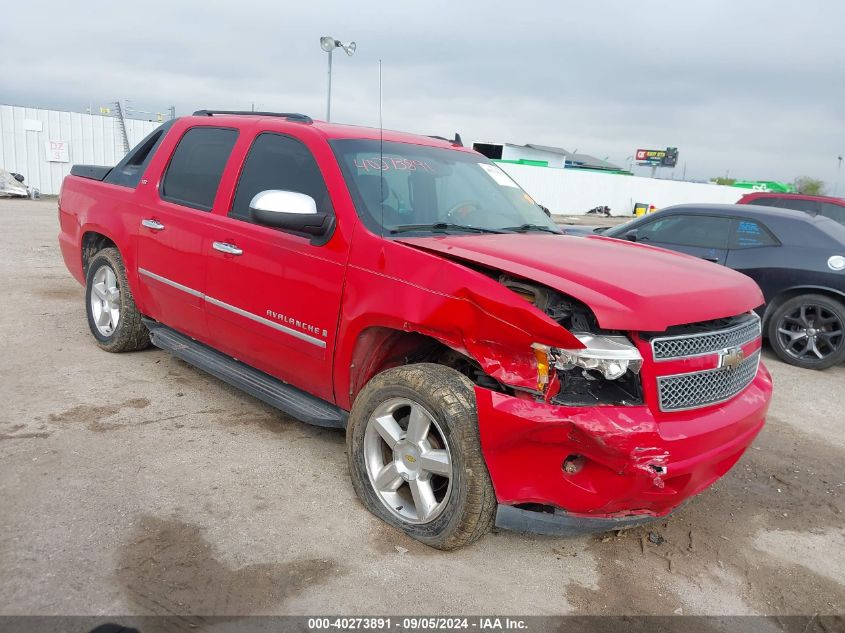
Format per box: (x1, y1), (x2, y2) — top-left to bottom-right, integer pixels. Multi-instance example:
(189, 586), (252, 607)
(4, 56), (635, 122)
(346, 364), (496, 550)
(85, 247), (150, 353)
(768, 294), (845, 369)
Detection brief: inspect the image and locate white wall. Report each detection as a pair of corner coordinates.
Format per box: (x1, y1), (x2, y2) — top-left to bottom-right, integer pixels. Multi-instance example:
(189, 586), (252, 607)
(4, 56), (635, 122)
(497, 162), (744, 215)
(0, 105), (161, 195)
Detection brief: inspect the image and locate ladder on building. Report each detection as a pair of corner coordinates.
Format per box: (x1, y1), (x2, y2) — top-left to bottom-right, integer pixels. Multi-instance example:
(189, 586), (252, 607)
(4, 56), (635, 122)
(112, 101), (131, 154)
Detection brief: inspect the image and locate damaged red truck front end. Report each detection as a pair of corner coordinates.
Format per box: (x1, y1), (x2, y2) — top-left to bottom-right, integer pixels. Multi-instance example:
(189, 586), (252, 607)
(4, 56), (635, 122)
(59, 115), (772, 545)
(387, 232), (771, 533)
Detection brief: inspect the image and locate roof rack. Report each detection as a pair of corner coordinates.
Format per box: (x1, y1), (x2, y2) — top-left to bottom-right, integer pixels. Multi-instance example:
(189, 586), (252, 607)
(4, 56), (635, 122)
(192, 110), (313, 124)
(427, 132), (463, 147)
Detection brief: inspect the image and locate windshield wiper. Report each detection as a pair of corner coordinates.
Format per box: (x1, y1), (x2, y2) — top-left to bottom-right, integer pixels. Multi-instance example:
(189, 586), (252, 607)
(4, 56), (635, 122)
(499, 223), (562, 234)
(389, 222), (507, 235)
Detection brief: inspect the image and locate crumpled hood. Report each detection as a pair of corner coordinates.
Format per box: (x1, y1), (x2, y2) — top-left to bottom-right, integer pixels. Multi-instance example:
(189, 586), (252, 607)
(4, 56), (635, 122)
(397, 233), (764, 332)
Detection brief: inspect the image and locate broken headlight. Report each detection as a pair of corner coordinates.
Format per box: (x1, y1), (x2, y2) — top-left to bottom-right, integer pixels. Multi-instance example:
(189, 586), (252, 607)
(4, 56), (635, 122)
(534, 334), (644, 406)
(552, 333), (642, 379)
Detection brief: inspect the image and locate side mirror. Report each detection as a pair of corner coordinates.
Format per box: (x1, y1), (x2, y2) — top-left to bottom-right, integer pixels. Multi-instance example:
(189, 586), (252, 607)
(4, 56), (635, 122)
(249, 190), (330, 236)
(539, 204), (551, 217)
(624, 229), (638, 242)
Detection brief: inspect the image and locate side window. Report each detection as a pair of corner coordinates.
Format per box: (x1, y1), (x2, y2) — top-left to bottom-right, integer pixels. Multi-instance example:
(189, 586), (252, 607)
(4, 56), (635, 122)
(730, 219), (779, 249)
(819, 202), (845, 226)
(780, 198), (821, 214)
(748, 196), (783, 209)
(161, 127), (238, 211)
(104, 121), (174, 188)
(640, 215), (731, 249)
(230, 132), (333, 221)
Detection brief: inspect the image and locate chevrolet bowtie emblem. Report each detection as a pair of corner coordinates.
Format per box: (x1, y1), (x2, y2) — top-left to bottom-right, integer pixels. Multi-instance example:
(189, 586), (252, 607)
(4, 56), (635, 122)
(405, 454), (417, 463)
(720, 347), (745, 370)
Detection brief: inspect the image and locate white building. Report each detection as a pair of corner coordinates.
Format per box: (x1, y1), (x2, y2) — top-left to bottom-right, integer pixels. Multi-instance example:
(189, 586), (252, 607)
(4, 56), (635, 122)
(473, 141), (622, 171)
(0, 105), (162, 195)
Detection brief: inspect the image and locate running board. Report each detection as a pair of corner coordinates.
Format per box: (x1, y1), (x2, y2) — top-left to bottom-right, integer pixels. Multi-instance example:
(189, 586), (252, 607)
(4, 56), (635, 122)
(146, 323), (348, 429)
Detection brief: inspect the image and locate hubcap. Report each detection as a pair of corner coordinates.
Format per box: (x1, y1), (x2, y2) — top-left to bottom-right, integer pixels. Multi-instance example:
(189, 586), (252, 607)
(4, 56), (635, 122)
(776, 303), (843, 362)
(363, 397), (453, 525)
(90, 265), (121, 336)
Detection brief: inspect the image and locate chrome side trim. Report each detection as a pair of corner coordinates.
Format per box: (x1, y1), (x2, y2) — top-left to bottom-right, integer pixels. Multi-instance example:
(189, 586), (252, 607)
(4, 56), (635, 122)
(205, 296), (327, 348)
(137, 268), (326, 348)
(138, 267), (203, 298)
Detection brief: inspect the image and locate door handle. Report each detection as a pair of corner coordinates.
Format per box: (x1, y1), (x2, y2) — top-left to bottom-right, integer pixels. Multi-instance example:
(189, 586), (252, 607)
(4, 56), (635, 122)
(213, 241), (243, 256)
(703, 256), (720, 263)
(141, 219), (165, 231)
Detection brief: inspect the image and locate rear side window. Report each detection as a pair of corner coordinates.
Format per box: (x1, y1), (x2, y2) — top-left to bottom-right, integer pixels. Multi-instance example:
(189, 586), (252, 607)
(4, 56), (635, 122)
(820, 202), (845, 226)
(639, 215), (731, 249)
(778, 198), (821, 214)
(746, 196), (782, 209)
(230, 132), (333, 221)
(730, 219), (779, 249)
(161, 127), (238, 211)
(104, 121), (172, 188)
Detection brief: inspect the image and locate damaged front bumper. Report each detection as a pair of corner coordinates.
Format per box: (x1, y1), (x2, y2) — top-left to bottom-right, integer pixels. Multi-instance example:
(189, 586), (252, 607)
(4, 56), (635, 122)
(495, 504), (665, 535)
(476, 363), (772, 534)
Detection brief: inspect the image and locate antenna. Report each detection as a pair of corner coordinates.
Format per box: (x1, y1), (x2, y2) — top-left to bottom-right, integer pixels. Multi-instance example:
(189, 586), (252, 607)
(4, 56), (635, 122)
(379, 59), (384, 237)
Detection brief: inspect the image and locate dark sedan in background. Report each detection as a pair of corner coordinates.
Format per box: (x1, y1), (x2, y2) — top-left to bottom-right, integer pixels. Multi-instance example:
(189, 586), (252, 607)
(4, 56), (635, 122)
(566, 204), (845, 369)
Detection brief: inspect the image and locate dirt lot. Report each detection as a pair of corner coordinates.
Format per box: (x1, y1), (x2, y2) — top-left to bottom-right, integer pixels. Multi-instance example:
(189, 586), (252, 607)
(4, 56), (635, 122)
(0, 198), (843, 616)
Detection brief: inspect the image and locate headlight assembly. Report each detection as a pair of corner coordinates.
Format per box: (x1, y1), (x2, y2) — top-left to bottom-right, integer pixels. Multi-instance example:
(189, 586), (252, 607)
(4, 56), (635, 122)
(533, 334), (644, 406)
(534, 334), (643, 381)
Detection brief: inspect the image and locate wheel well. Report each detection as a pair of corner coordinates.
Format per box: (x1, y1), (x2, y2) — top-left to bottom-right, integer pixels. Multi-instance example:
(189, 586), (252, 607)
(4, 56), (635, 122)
(763, 287), (845, 331)
(81, 232), (116, 275)
(347, 327), (504, 405)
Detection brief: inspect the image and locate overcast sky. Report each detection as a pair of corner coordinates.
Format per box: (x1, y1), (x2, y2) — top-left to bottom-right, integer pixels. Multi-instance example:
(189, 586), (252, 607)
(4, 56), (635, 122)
(4, 1), (844, 185)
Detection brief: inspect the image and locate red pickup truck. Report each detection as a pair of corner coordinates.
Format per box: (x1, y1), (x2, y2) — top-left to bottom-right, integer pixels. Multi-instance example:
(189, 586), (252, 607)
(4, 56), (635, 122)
(58, 110), (772, 549)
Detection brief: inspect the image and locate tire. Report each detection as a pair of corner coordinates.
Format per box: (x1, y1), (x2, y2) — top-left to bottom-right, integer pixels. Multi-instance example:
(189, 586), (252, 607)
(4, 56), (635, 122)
(346, 363), (496, 550)
(85, 247), (151, 353)
(767, 294), (845, 369)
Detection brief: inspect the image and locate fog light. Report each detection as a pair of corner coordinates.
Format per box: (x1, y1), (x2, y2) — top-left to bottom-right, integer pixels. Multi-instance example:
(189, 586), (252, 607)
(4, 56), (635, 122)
(563, 454), (585, 474)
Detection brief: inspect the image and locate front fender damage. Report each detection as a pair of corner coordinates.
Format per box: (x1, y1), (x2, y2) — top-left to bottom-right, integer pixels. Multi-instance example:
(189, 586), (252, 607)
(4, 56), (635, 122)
(342, 258), (585, 396)
(413, 282), (583, 390)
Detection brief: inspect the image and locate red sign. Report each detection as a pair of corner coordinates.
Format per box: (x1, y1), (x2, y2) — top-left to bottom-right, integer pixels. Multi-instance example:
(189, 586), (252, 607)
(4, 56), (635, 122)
(635, 149), (666, 163)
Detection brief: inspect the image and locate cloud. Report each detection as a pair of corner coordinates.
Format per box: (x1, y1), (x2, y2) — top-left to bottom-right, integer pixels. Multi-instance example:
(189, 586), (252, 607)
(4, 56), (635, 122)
(4, 0), (843, 184)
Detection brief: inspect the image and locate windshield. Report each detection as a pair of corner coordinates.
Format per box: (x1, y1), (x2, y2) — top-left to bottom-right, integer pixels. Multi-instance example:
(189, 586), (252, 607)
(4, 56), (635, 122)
(331, 139), (560, 235)
(603, 218), (639, 238)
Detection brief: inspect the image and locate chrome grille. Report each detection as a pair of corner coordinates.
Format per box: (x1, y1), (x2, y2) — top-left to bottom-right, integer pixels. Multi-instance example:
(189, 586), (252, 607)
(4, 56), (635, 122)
(657, 350), (761, 412)
(652, 317), (761, 360)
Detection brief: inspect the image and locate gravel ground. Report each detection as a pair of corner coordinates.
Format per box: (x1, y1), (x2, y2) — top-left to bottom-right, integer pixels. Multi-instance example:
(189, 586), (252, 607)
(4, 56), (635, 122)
(0, 198), (842, 616)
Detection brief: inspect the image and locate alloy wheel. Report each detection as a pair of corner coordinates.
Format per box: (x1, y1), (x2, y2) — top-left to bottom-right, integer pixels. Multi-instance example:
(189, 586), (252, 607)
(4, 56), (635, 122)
(363, 397), (453, 524)
(776, 302), (843, 362)
(90, 264), (121, 336)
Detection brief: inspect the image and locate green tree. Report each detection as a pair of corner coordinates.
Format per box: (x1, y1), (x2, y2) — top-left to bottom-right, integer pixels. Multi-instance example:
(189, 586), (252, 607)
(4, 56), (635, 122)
(712, 177), (736, 186)
(794, 176), (827, 195)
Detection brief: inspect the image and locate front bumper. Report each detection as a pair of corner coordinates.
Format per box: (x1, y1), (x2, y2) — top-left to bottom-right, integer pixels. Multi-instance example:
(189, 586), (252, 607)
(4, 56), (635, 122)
(476, 363), (772, 532)
(495, 504), (665, 535)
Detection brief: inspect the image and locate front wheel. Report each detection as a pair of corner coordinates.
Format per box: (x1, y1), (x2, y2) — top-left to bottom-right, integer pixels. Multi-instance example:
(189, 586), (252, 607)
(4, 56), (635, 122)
(346, 364), (496, 550)
(85, 247), (150, 353)
(767, 294), (845, 369)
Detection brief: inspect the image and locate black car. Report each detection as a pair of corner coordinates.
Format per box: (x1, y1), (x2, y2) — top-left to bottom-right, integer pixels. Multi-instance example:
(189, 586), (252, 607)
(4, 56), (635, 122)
(595, 204), (845, 369)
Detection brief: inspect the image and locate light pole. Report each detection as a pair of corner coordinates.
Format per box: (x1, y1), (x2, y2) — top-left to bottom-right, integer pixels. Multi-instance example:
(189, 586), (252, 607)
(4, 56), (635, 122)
(320, 36), (356, 122)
